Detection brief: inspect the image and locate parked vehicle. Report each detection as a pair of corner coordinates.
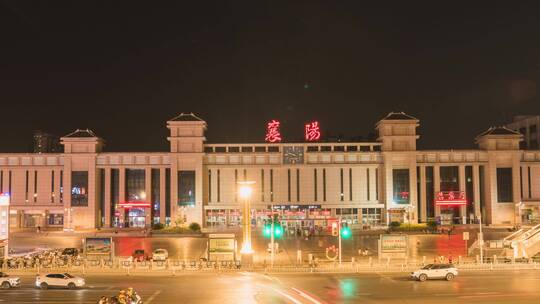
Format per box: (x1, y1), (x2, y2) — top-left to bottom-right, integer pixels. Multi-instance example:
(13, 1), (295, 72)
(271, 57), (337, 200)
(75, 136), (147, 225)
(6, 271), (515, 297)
(132, 249), (150, 262)
(0, 272), (20, 289)
(410, 264), (458, 282)
(152, 249), (168, 261)
(35, 273), (85, 289)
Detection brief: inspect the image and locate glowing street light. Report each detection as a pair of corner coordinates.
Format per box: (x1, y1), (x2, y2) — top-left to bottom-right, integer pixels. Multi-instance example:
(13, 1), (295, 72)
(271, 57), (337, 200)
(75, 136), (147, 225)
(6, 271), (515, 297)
(238, 181), (255, 261)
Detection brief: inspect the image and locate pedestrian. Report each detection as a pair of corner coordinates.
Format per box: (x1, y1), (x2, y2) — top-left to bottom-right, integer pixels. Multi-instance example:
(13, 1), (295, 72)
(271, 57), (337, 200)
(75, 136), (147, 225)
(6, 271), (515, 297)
(448, 252), (453, 264)
(37, 226), (41, 233)
(98, 296), (109, 304)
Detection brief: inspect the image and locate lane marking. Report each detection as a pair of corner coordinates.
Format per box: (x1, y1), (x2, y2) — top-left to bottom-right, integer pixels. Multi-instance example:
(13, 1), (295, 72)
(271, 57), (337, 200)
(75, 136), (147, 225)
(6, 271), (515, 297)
(291, 287), (323, 304)
(145, 290), (162, 304)
(273, 288), (303, 304)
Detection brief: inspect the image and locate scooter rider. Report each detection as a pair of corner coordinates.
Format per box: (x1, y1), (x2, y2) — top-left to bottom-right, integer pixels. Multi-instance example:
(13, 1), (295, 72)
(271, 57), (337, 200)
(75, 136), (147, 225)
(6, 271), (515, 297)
(126, 287), (142, 304)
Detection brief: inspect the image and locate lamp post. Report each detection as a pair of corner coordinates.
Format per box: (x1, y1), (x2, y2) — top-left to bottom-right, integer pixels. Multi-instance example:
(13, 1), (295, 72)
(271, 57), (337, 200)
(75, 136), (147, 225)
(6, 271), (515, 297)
(238, 181), (255, 266)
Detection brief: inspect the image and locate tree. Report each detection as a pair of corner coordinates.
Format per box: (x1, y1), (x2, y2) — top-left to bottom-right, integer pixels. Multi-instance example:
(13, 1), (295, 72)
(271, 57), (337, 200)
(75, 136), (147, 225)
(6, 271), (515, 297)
(188, 222), (201, 232)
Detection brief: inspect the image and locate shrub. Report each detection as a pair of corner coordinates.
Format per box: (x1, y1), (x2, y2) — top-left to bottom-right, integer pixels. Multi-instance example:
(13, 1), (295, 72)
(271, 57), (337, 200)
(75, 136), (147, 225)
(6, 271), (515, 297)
(427, 220), (438, 231)
(389, 221), (401, 230)
(152, 223), (164, 230)
(188, 222), (201, 232)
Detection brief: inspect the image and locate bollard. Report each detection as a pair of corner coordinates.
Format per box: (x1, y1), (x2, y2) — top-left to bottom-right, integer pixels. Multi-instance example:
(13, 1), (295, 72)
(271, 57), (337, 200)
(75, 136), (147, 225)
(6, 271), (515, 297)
(297, 250), (302, 264)
(458, 256), (462, 265)
(476, 255), (479, 264)
(422, 256), (426, 265)
(369, 257), (373, 267)
(490, 262), (493, 270)
(351, 257), (355, 264)
(493, 255), (497, 264)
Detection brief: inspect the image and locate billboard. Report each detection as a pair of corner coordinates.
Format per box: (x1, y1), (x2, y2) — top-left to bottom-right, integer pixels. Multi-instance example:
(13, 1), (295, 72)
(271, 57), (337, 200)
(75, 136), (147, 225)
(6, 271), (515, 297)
(380, 235), (408, 254)
(208, 234), (236, 261)
(85, 237), (113, 259)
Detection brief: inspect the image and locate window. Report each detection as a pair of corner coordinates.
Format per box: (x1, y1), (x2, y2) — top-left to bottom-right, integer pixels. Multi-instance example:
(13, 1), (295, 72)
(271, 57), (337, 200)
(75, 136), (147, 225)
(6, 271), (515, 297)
(99, 169), (105, 226)
(347, 146), (358, 152)
(228, 147), (240, 152)
(426, 166), (434, 218)
(215, 147), (226, 153)
(25, 170), (29, 202)
(321, 146), (331, 152)
(270, 169), (274, 202)
(340, 168), (344, 201)
(217, 169), (221, 202)
(296, 169), (300, 202)
(241, 147), (253, 152)
(479, 166), (485, 218)
(323, 169), (327, 201)
(208, 170), (212, 202)
(0, 170), (2, 192)
(8, 171), (12, 197)
(59, 170), (63, 203)
(151, 168), (160, 221)
(334, 146), (345, 152)
(34, 171), (38, 202)
(287, 169), (291, 202)
(254, 146), (266, 152)
(465, 166), (474, 216)
(178, 171), (196, 206)
(497, 168), (513, 203)
(360, 146), (371, 152)
(125, 169), (145, 201)
(234, 169), (238, 202)
(440, 166), (459, 191)
(165, 169), (171, 218)
(268, 146), (279, 152)
(71, 171), (88, 206)
(375, 168), (379, 200)
(349, 168), (353, 201)
(307, 146), (319, 152)
(48, 214), (64, 226)
(530, 125), (537, 134)
(51, 171), (55, 203)
(393, 169), (410, 204)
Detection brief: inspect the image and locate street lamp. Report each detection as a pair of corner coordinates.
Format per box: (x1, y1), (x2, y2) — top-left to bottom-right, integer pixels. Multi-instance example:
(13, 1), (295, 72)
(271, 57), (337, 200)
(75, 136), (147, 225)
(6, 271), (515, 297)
(238, 181), (255, 265)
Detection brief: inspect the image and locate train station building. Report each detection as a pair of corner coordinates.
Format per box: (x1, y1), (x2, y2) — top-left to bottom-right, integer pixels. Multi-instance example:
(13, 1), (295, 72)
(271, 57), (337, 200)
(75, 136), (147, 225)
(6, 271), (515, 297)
(1, 112), (540, 231)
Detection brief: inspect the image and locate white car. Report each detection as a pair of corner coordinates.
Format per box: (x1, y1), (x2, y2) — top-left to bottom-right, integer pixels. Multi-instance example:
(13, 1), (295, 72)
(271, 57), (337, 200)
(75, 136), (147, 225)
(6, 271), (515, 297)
(0, 272), (20, 289)
(410, 264), (458, 281)
(35, 273), (85, 289)
(152, 249), (169, 261)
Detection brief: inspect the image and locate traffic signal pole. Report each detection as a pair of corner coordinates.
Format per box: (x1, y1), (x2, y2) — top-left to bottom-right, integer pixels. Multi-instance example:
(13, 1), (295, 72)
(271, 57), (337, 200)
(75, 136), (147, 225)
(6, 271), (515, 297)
(338, 216), (342, 265)
(271, 209), (275, 268)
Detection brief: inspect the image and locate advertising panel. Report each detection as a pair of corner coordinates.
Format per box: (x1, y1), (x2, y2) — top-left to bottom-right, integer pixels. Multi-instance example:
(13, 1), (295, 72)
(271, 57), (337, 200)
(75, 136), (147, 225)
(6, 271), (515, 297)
(379, 234), (408, 259)
(85, 237), (113, 260)
(208, 234), (236, 261)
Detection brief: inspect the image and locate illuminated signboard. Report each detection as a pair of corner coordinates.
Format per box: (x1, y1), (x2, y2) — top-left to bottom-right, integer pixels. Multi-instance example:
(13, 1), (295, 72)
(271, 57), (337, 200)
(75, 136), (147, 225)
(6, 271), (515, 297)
(435, 191), (467, 206)
(305, 121), (321, 141)
(380, 235), (408, 253)
(0, 193), (9, 206)
(264, 120), (282, 143)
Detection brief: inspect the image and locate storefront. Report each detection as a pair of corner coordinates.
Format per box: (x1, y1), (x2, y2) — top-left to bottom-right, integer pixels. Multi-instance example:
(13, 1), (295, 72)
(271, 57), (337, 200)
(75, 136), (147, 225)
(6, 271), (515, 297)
(205, 208), (241, 227)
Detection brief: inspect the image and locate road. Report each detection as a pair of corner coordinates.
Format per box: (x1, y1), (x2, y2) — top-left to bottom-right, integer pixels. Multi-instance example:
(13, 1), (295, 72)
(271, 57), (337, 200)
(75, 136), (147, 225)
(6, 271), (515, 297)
(0, 270), (539, 303)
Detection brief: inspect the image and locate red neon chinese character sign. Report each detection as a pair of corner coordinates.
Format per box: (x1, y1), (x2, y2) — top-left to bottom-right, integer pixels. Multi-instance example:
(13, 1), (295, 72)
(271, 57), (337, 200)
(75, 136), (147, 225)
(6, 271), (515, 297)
(265, 120), (282, 143)
(435, 191), (467, 206)
(305, 121), (321, 141)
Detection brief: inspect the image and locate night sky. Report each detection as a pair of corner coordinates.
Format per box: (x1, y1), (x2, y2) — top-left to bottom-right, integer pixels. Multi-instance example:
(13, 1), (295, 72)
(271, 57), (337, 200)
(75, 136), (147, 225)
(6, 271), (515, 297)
(1, 1), (540, 152)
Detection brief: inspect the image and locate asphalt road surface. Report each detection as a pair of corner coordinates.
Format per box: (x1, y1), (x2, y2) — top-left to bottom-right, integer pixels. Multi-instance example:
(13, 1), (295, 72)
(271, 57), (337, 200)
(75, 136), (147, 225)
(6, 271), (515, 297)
(0, 270), (539, 303)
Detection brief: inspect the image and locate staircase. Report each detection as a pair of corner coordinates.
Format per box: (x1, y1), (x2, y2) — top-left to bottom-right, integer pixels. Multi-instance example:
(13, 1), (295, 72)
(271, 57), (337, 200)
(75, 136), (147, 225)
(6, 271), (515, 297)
(503, 224), (540, 258)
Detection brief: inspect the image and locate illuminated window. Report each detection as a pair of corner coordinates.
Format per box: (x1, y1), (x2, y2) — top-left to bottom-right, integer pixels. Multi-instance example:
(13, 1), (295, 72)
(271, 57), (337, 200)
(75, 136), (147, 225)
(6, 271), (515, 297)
(71, 171), (88, 206)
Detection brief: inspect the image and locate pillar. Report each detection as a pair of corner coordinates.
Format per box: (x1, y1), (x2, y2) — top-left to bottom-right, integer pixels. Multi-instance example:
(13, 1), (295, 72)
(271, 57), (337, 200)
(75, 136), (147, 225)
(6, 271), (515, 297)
(119, 167), (126, 227)
(104, 168), (111, 228)
(434, 165), (441, 217)
(459, 165), (466, 223)
(145, 167), (152, 228)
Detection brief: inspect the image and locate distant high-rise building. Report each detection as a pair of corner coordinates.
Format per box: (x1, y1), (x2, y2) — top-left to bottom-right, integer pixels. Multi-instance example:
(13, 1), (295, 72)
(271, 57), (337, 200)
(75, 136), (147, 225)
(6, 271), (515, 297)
(33, 130), (62, 153)
(506, 115), (540, 150)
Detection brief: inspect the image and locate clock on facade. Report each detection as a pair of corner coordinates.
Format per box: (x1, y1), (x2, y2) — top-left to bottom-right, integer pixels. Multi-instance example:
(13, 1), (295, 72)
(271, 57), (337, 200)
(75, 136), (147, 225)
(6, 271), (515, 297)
(283, 146), (304, 164)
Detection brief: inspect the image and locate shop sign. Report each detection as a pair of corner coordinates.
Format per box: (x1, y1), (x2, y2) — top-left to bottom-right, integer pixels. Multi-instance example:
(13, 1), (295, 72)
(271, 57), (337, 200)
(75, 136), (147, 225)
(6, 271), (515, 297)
(435, 191), (467, 206)
(271, 204), (321, 210)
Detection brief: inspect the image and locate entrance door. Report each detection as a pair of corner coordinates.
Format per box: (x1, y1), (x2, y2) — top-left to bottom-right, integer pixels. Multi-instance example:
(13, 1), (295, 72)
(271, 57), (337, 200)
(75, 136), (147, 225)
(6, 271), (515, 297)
(127, 208), (146, 228)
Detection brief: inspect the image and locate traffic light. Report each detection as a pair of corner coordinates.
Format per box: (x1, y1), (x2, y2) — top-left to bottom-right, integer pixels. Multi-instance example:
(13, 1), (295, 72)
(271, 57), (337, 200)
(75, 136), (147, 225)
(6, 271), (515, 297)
(341, 224), (351, 239)
(273, 224), (283, 238)
(263, 222), (272, 238)
(331, 222), (338, 236)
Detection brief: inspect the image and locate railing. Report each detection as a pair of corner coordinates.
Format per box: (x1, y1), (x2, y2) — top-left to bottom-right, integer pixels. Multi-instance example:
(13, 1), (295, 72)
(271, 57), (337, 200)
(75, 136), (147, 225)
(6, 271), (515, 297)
(3, 258), (540, 275)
